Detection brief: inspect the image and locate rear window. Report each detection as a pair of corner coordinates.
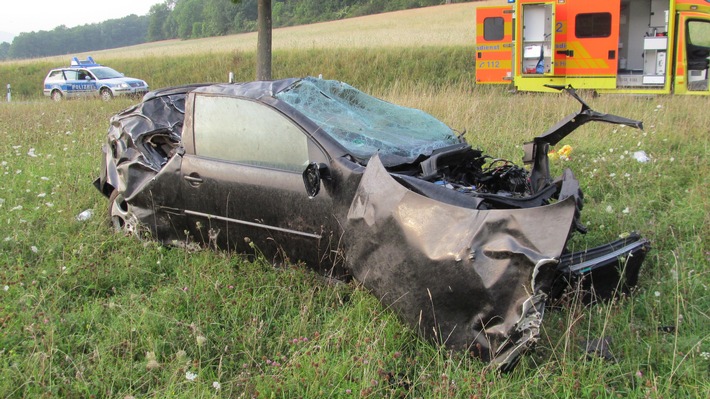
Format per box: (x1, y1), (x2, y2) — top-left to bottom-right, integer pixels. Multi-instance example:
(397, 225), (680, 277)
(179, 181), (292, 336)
(575, 13), (612, 38)
(484, 17), (505, 41)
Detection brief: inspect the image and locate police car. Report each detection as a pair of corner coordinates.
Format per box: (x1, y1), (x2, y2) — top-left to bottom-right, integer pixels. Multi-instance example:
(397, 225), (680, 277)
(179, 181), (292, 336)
(43, 57), (149, 101)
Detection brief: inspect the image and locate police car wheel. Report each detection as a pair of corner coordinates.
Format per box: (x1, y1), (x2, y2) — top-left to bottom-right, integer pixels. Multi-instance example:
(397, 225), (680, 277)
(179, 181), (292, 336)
(51, 90), (63, 102)
(100, 88), (113, 101)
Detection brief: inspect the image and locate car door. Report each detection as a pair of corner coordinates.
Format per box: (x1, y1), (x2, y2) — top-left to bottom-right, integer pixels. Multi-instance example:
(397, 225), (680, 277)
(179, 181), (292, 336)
(475, 6), (513, 84)
(179, 93), (338, 270)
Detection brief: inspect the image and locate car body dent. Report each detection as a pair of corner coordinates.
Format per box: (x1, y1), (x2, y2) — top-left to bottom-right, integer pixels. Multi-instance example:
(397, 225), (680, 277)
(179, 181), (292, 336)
(344, 154), (576, 363)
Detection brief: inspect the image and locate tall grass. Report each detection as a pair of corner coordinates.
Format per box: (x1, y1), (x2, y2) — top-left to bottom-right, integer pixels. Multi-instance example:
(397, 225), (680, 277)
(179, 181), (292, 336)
(0, 46), (475, 99)
(0, 79), (707, 397)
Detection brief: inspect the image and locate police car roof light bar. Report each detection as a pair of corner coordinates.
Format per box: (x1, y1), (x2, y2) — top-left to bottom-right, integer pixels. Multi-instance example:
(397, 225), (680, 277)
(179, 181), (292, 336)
(70, 56), (100, 67)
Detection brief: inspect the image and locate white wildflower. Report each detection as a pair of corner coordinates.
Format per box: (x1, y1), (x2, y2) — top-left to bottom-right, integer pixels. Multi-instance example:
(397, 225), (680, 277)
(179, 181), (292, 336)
(196, 335), (207, 347)
(622, 207), (630, 214)
(3, 285), (8, 291)
(605, 205), (613, 213)
(31, 246), (38, 253)
(654, 291), (661, 297)
(212, 381), (221, 390)
(185, 371), (197, 381)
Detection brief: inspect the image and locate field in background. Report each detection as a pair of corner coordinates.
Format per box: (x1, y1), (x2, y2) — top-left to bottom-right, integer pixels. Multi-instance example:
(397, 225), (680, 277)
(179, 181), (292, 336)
(0, 0), (709, 397)
(0, 1), (509, 98)
(4, 1), (504, 65)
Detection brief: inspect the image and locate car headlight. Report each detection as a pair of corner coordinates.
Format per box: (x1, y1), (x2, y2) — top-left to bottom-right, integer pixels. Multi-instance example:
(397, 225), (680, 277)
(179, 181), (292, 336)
(116, 83), (130, 89)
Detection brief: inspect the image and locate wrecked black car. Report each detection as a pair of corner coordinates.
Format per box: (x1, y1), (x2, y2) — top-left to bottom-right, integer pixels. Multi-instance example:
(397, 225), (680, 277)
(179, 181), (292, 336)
(94, 77), (649, 370)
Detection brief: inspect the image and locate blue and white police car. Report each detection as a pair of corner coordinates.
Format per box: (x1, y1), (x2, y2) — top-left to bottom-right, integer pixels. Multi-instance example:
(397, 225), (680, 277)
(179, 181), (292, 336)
(43, 57), (149, 101)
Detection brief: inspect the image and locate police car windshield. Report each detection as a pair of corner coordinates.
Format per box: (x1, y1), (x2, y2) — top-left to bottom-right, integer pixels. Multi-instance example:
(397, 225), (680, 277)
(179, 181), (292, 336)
(90, 67), (124, 80)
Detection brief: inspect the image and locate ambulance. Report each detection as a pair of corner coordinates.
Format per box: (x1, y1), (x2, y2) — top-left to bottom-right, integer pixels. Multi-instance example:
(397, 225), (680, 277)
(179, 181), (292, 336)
(475, 0), (710, 95)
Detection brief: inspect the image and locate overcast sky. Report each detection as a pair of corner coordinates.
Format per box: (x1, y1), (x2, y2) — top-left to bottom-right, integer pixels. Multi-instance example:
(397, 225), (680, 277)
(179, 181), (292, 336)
(1, 0), (159, 38)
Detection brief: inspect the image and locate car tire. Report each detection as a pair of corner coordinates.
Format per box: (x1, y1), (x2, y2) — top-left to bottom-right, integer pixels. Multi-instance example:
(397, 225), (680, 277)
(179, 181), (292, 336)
(51, 90), (63, 102)
(108, 190), (139, 236)
(100, 88), (113, 101)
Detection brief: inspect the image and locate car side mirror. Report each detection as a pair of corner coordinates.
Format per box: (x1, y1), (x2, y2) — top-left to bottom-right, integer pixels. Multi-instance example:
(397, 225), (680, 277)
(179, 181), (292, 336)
(303, 162), (329, 198)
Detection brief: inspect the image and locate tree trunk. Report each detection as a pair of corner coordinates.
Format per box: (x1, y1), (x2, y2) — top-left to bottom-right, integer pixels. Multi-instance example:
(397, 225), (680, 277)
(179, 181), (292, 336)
(257, 0), (272, 80)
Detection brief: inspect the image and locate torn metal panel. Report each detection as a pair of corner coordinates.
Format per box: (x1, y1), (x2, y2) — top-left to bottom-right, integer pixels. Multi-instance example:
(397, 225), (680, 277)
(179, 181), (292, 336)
(344, 155), (576, 367)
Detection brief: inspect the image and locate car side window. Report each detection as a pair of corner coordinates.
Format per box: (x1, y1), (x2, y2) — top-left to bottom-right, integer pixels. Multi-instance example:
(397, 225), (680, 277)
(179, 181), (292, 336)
(46, 70), (65, 82)
(193, 95), (309, 172)
(63, 70), (78, 80)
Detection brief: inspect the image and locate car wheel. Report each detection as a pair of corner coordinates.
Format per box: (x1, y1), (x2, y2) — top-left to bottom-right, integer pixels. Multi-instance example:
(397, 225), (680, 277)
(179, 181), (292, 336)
(100, 88), (113, 101)
(51, 90), (63, 102)
(108, 190), (140, 237)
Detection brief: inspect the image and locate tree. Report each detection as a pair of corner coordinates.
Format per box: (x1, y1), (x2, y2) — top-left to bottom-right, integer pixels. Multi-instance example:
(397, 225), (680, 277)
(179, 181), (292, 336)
(232, 0), (271, 80)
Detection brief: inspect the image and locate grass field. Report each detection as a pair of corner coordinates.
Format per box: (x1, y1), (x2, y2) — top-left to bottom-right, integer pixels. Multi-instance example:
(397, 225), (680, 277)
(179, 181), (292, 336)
(1, 1), (709, 397)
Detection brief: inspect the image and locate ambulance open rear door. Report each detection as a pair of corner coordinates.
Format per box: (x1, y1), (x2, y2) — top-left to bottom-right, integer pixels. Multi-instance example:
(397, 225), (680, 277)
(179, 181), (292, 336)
(560, 0), (621, 90)
(475, 6), (513, 84)
(515, 1), (560, 92)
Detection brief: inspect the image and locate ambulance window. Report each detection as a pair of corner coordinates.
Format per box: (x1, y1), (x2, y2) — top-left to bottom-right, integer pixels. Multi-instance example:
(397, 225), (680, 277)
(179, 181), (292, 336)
(484, 17), (505, 41)
(688, 21), (710, 47)
(575, 13), (611, 38)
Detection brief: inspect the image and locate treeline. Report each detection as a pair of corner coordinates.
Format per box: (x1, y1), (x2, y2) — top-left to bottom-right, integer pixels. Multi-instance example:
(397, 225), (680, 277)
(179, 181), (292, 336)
(3, 15), (148, 60)
(1, 0), (470, 60)
(147, 0), (469, 41)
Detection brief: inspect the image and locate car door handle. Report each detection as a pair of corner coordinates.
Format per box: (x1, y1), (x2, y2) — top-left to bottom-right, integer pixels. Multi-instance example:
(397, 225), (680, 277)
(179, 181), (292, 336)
(184, 174), (203, 186)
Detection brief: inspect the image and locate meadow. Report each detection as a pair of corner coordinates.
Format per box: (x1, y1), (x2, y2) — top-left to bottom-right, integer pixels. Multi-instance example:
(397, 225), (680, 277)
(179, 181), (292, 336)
(0, 1), (709, 397)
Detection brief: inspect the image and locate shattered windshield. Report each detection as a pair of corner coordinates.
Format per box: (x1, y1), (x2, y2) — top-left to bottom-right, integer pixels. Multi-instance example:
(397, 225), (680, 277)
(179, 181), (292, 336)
(275, 77), (459, 165)
(91, 67), (124, 80)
